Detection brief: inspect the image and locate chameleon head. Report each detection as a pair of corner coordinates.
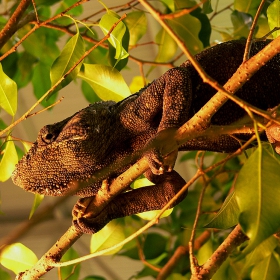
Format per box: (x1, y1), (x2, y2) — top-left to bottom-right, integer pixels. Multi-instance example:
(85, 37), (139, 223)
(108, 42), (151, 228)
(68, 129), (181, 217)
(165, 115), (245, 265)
(12, 101), (117, 196)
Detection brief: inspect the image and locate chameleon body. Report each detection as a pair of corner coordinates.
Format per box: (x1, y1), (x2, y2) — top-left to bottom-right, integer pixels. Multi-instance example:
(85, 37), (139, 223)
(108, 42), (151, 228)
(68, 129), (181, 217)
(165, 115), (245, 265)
(12, 40), (280, 233)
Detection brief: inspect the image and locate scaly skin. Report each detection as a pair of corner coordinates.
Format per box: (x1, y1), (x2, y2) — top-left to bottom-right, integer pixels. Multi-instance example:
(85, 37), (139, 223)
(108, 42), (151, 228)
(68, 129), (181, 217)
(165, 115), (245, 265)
(12, 40), (280, 233)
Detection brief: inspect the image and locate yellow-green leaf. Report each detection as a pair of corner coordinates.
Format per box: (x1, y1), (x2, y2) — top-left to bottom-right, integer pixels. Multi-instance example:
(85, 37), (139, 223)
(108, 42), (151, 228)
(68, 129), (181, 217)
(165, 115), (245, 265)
(90, 220), (125, 255)
(155, 28), (177, 63)
(0, 64), (17, 116)
(99, 13), (128, 60)
(250, 253), (280, 279)
(60, 247), (80, 280)
(129, 76), (149, 94)
(78, 64), (130, 101)
(0, 243), (38, 274)
(235, 146), (280, 255)
(267, 0), (280, 38)
(166, 14), (203, 54)
(205, 191), (239, 229)
(21, 140), (33, 153)
(29, 194), (44, 219)
(234, 0), (262, 17)
(0, 136), (18, 182)
(50, 33), (85, 92)
(124, 11), (147, 46)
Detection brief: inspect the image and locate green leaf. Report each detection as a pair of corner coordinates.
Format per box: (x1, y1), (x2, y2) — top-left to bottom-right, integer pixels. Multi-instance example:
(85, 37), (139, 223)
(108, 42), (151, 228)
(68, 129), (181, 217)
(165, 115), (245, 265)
(155, 28), (177, 62)
(243, 236), (278, 272)
(161, 0), (175, 12)
(0, 136), (18, 182)
(13, 52), (37, 89)
(0, 64), (17, 116)
(82, 276), (106, 280)
(124, 11), (147, 46)
(99, 13), (129, 60)
(32, 62), (58, 107)
(167, 273), (186, 280)
(202, 0), (213, 14)
(0, 243), (38, 274)
(255, 17), (272, 39)
(267, 0), (280, 39)
(90, 220), (126, 255)
(197, 239), (213, 264)
(0, 266), (11, 280)
(231, 10), (251, 39)
(56, 0), (83, 17)
(129, 76), (149, 94)
(78, 64), (130, 101)
(142, 233), (167, 260)
(1, 52), (18, 80)
(21, 27), (60, 65)
(205, 191), (239, 229)
(212, 258), (238, 280)
(150, 252), (168, 266)
(234, 0), (262, 17)
(21, 140), (33, 153)
(190, 7), (211, 47)
(250, 253), (280, 280)
(60, 247), (80, 280)
(29, 194), (44, 219)
(86, 45), (109, 66)
(81, 80), (101, 103)
(235, 147), (280, 255)
(107, 38), (129, 71)
(50, 32), (85, 92)
(166, 14), (203, 54)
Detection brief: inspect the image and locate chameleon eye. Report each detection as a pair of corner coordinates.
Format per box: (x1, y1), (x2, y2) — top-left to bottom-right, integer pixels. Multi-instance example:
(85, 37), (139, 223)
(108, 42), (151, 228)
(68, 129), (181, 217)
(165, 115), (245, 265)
(42, 133), (55, 144)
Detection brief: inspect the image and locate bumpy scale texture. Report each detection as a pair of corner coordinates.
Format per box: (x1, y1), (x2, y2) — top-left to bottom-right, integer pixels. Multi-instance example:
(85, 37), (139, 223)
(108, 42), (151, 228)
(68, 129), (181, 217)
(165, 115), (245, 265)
(12, 40), (280, 233)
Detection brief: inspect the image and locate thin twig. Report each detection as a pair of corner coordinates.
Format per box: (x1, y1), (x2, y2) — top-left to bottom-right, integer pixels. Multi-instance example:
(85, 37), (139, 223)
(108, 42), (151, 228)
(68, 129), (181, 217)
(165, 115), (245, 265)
(161, 0), (207, 20)
(31, 0), (39, 23)
(27, 97), (64, 118)
(209, 3), (233, 21)
(243, 0), (267, 61)
(189, 153), (208, 276)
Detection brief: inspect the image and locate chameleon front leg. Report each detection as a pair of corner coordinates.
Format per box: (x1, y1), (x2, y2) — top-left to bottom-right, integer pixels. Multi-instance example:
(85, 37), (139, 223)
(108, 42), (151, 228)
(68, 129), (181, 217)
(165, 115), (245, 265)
(145, 68), (193, 174)
(72, 170), (186, 234)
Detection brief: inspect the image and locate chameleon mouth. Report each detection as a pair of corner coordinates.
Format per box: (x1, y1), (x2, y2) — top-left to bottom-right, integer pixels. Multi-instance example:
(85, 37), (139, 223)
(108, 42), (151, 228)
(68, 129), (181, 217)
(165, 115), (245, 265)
(12, 160), (96, 197)
(12, 168), (73, 196)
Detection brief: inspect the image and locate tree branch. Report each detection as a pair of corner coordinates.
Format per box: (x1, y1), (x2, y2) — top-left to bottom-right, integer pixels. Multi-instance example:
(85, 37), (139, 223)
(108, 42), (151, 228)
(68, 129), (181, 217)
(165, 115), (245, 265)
(190, 225), (248, 280)
(16, 226), (83, 280)
(0, 0), (32, 49)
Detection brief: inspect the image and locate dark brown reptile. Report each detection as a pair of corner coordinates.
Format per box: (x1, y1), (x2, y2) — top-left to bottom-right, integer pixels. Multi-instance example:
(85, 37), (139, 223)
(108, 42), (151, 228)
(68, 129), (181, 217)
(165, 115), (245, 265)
(12, 40), (280, 233)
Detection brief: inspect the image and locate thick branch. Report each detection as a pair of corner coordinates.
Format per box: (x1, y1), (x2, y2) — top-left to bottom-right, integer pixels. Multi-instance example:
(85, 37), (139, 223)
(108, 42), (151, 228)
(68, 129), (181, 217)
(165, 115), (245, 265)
(0, 0), (32, 49)
(190, 225), (248, 280)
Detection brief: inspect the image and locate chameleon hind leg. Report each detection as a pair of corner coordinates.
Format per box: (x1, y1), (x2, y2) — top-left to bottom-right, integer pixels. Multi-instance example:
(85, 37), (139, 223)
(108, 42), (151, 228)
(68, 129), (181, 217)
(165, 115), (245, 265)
(72, 169), (186, 234)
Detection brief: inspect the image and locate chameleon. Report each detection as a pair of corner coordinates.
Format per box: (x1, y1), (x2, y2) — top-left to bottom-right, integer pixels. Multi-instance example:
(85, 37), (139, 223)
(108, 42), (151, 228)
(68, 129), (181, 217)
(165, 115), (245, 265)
(12, 40), (280, 234)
